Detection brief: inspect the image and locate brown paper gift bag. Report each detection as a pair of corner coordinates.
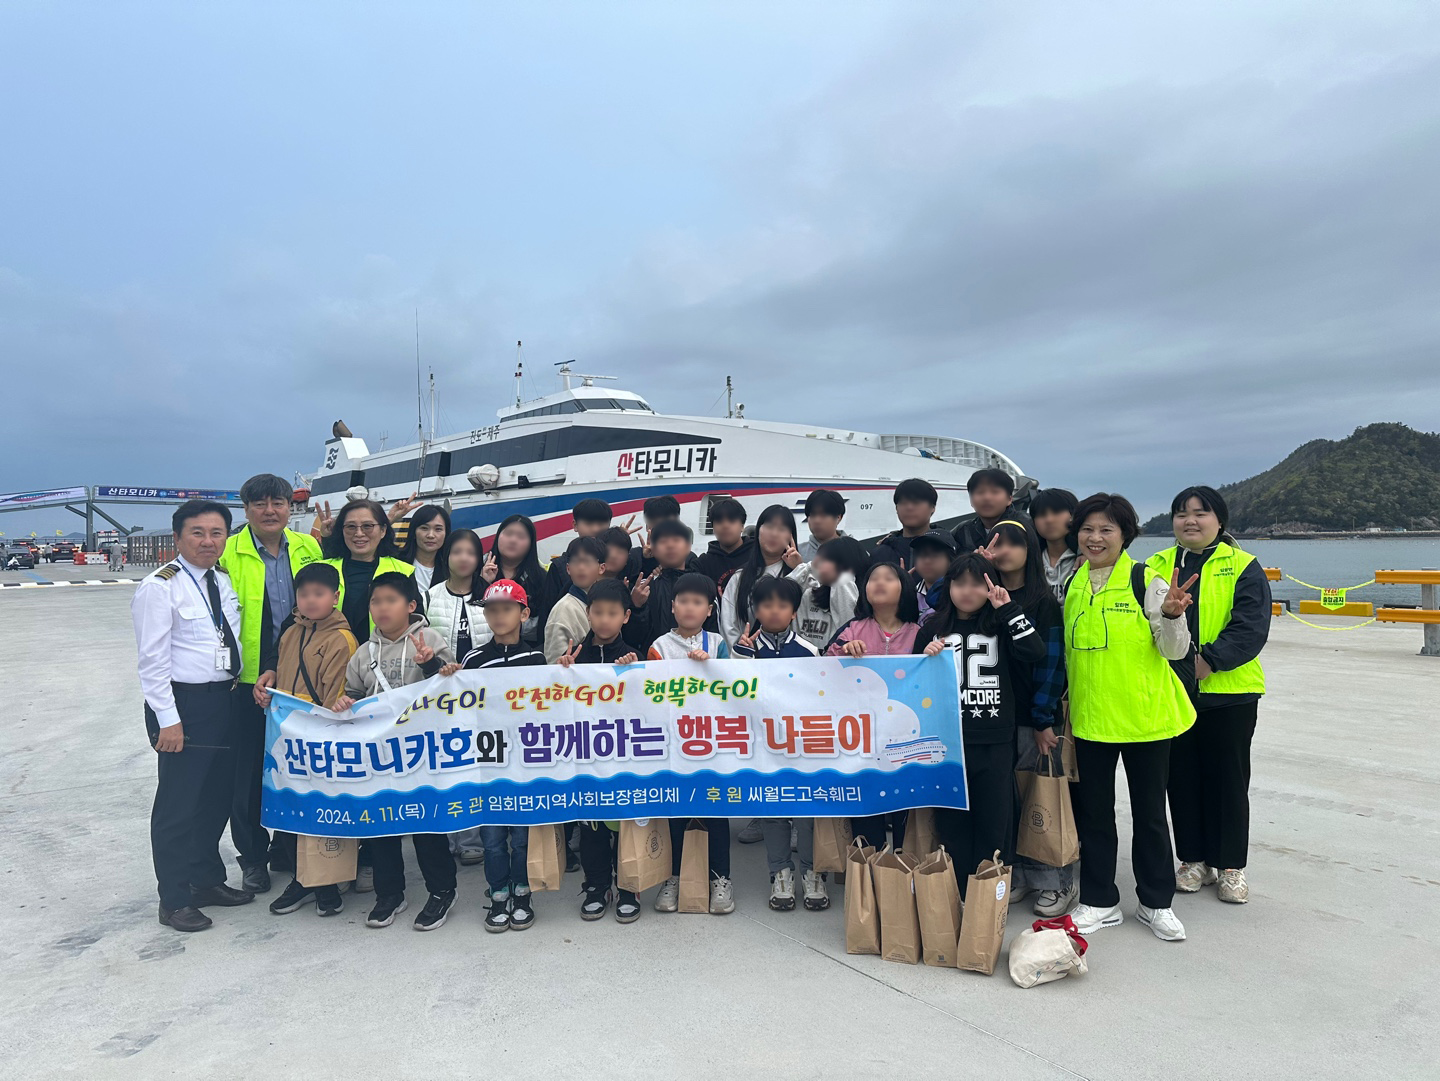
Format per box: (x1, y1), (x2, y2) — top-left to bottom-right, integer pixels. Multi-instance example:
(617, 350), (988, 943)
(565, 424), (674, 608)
(872, 844), (921, 964)
(617, 818), (671, 894)
(904, 807), (939, 862)
(843, 837), (880, 955)
(1016, 755), (1081, 867)
(1058, 711), (1079, 782)
(913, 845), (962, 967)
(812, 816), (853, 873)
(296, 835), (358, 887)
(526, 823), (566, 891)
(956, 849), (1013, 975)
(678, 819), (711, 913)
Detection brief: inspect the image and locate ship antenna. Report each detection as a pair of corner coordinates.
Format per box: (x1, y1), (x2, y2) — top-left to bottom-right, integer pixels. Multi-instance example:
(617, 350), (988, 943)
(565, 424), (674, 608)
(415, 309), (428, 482)
(515, 340), (524, 407)
(726, 375), (734, 418)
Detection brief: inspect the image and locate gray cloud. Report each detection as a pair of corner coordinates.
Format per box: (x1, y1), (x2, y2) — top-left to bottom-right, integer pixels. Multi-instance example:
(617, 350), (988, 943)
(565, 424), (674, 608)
(4, 0), (1439, 539)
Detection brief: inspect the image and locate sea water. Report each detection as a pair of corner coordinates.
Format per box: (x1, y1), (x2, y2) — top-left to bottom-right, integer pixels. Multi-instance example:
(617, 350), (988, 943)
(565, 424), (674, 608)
(1128, 536), (1440, 608)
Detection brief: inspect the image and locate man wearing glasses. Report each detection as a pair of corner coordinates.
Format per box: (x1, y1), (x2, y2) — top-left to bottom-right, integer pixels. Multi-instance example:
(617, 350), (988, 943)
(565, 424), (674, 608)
(218, 473), (323, 893)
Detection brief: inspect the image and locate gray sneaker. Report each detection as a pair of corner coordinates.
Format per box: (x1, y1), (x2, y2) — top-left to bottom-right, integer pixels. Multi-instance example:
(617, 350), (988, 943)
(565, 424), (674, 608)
(738, 820), (763, 844)
(1175, 862), (1216, 892)
(654, 875), (680, 912)
(709, 875), (735, 915)
(1033, 883), (1078, 917)
(1217, 868), (1250, 904)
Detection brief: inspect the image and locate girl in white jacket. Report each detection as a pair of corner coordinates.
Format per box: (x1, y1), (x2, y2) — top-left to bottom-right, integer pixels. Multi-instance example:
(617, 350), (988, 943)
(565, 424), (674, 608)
(792, 536), (868, 651)
(426, 528), (492, 663)
(720, 504), (809, 649)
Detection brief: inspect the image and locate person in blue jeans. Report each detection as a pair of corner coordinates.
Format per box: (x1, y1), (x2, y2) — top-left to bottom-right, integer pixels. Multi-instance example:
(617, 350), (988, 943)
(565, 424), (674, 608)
(481, 825), (532, 931)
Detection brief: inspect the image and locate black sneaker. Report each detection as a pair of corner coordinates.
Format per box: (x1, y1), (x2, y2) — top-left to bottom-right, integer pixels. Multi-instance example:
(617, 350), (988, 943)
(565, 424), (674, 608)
(269, 879), (315, 915)
(565, 850), (582, 874)
(484, 892), (511, 933)
(315, 884), (343, 917)
(365, 894), (408, 928)
(510, 890), (535, 930)
(615, 889), (641, 924)
(414, 890), (456, 931)
(580, 883), (612, 921)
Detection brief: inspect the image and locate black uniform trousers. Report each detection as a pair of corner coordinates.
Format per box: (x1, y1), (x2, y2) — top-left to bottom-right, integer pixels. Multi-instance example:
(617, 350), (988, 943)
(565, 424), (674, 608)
(1167, 700), (1258, 870)
(936, 741), (1015, 899)
(1074, 736), (1175, 910)
(231, 688), (269, 869)
(146, 681), (238, 911)
(369, 834), (457, 899)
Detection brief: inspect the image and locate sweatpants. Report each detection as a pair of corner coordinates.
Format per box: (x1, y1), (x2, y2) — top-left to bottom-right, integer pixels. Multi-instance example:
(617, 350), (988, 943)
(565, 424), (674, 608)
(369, 834), (456, 899)
(761, 818), (814, 876)
(1074, 736), (1174, 910)
(1168, 700), (1258, 870)
(669, 818), (731, 878)
(936, 741), (1015, 898)
(579, 821), (620, 888)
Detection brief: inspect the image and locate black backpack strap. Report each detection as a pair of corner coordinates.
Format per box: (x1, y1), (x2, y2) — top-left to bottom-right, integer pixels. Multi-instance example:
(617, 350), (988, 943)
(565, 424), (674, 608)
(1130, 561), (1147, 608)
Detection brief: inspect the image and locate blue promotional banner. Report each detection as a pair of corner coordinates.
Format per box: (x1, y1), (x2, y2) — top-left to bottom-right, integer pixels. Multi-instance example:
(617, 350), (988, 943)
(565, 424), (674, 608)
(96, 486), (243, 501)
(262, 654), (968, 837)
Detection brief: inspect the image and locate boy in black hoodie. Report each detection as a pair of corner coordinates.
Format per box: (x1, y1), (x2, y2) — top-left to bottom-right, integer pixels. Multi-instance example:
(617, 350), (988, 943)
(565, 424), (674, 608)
(555, 577), (643, 923)
(873, 478), (938, 568)
(952, 468), (1033, 552)
(626, 519), (717, 654)
(544, 498), (614, 596)
(441, 579), (545, 931)
(915, 552), (1044, 894)
(695, 498), (752, 592)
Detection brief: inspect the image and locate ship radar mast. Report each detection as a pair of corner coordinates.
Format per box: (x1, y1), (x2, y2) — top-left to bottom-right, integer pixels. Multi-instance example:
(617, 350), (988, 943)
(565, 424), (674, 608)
(554, 360), (617, 391)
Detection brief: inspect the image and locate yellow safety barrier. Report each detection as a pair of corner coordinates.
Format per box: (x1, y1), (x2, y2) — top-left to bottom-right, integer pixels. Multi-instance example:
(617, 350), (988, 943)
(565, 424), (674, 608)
(1374, 569), (1440, 586)
(1264, 567), (1281, 582)
(1376, 608), (1440, 625)
(1298, 600), (1374, 617)
(1271, 602), (1282, 617)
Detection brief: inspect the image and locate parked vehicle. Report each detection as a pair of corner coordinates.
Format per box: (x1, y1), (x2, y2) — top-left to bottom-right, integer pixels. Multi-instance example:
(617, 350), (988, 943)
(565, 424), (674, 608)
(3, 544), (36, 569)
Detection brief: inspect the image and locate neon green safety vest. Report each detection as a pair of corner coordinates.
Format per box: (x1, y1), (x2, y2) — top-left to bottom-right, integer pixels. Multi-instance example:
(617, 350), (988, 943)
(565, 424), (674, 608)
(218, 526), (323, 683)
(1063, 552), (1195, 743)
(321, 556), (415, 634)
(1147, 542), (1266, 697)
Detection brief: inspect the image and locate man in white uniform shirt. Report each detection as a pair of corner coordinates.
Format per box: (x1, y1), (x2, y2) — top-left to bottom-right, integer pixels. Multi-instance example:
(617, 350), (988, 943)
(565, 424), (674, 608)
(131, 500), (255, 931)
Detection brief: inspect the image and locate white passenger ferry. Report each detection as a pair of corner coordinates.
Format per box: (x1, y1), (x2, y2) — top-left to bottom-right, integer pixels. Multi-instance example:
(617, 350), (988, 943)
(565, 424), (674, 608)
(291, 365), (1033, 552)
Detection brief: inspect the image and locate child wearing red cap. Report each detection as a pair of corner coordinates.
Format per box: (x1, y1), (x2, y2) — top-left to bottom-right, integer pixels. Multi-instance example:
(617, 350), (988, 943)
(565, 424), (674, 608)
(441, 579), (545, 931)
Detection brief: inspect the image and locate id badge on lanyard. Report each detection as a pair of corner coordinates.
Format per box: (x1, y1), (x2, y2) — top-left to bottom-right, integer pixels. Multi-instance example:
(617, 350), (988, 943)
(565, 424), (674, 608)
(182, 567), (233, 671)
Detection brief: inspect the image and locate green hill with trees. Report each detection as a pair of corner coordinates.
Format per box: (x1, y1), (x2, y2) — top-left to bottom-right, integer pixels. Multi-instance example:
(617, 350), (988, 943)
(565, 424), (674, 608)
(1142, 422), (1440, 534)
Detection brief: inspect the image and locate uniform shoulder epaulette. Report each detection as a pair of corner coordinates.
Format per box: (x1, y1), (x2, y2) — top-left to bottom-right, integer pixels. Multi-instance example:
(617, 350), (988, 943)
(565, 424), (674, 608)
(154, 562), (180, 580)
(214, 563), (229, 575)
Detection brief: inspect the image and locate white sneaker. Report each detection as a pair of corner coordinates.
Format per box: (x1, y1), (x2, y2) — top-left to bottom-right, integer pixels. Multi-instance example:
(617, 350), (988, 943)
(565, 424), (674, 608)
(769, 867), (795, 911)
(709, 875), (735, 915)
(1137, 904), (1186, 941)
(354, 865), (375, 894)
(802, 869), (830, 911)
(738, 819), (763, 844)
(1033, 883), (1078, 918)
(653, 875), (679, 913)
(1008, 884), (1036, 906)
(1217, 868), (1249, 904)
(1175, 861), (1217, 892)
(1071, 903), (1123, 933)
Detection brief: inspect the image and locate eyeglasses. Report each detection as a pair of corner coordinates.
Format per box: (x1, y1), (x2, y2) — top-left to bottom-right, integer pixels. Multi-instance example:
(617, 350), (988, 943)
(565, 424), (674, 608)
(343, 522), (380, 535)
(1068, 603), (1110, 652)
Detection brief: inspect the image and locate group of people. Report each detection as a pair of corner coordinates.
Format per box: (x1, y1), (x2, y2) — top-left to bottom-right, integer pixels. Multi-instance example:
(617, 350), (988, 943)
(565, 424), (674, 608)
(132, 469), (1269, 942)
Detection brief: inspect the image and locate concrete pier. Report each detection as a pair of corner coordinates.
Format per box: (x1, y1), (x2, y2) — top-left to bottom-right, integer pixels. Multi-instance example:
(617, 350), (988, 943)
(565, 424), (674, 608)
(1, 584), (1435, 1079)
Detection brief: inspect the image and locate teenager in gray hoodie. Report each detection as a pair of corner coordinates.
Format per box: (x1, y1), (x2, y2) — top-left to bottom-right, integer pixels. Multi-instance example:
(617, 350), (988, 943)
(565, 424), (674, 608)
(334, 572), (458, 933)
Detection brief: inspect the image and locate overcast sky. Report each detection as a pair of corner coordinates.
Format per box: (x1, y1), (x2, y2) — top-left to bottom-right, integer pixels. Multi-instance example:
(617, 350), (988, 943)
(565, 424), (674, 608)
(3, 1), (1438, 538)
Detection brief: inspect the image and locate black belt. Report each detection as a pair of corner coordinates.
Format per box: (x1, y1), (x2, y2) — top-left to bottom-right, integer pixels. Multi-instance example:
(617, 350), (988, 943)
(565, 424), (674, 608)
(172, 679), (237, 692)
